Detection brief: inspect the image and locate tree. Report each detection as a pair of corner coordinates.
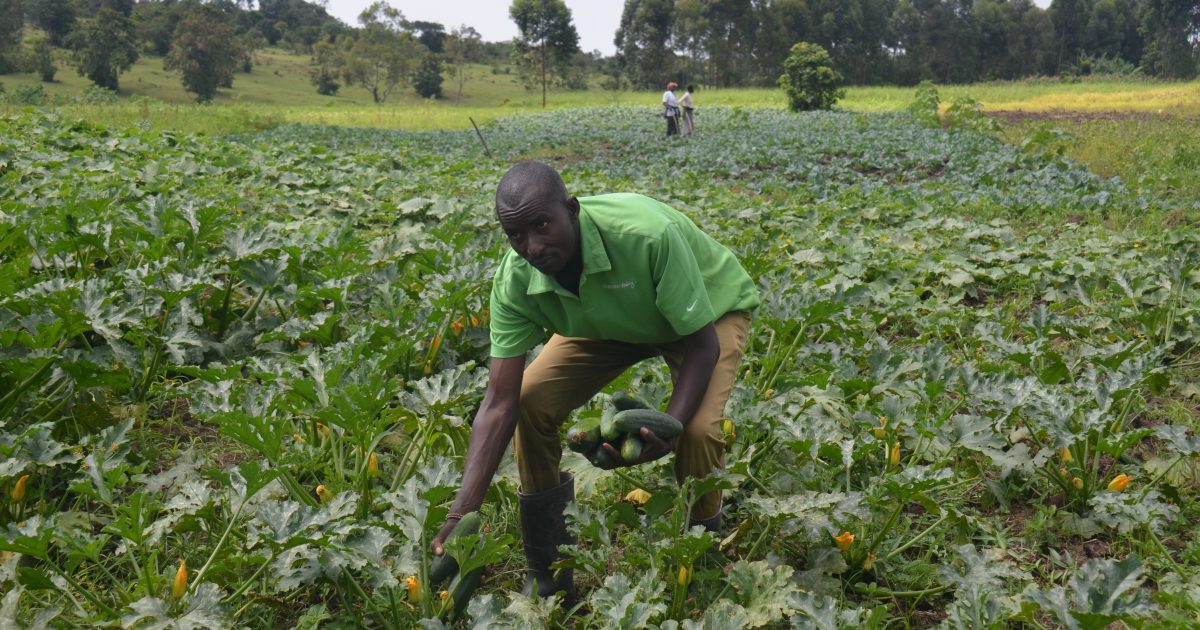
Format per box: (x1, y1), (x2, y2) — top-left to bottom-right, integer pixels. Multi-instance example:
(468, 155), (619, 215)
(778, 41), (844, 111)
(333, 2), (422, 103)
(1050, 0), (1092, 72)
(413, 52), (443, 98)
(69, 7), (139, 91)
(0, 0), (23, 73)
(509, 0), (581, 107)
(165, 5), (243, 102)
(1085, 0), (1142, 62)
(310, 39), (342, 95)
(699, 0), (757, 86)
(614, 0), (675, 89)
(409, 20), (447, 53)
(1138, 0), (1198, 78)
(27, 0), (77, 46)
(445, 25), (482, 102)
(133, 1), (183, 56)
(30, 34), (57, 82)
(671, 0), (709, 85)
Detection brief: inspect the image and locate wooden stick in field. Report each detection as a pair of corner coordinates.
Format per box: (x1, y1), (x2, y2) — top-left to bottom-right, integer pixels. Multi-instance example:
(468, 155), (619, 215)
(469, 117), (494, 160)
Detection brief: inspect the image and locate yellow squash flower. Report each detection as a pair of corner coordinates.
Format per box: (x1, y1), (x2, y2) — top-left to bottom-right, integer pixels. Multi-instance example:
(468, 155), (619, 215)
(834, 531), (855, 551)
(624, 488), (652, 505)
(677, 565), (692, 587)
(1107, 474), (1133, 492)
(406, 576), (421, 603)
(889, 442), (901, 467)
(722, 418), (736, 442)
(316, 484), (335, 503)
(10, 475), (29, 502)
(1059, 447), (1073, 463)
(874, 416), (887, 439)
(1072, 477), (1084, 490)
(172, 560), (188, 599)
(367, 452), (379, 476)
(862, 551), (878, 570)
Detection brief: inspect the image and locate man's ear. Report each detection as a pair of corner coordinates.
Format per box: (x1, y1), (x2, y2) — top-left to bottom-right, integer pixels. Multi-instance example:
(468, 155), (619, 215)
(566, 196), (580, 218)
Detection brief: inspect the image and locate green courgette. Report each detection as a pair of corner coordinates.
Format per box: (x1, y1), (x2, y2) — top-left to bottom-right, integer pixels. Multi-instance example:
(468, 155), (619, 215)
(600, 406), (620, 441)
(612, 390), (651, 411)
(566, 415), (601, 453)
(620, 435), (644, 461)
(612, 409), (683, 439)
(430, 511), (482, 585)
(445, 567), (483, 619)
(589, 443), (617, 468)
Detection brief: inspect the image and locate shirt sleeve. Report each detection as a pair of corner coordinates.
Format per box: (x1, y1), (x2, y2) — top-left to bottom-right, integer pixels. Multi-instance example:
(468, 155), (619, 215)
(652, 223), (716, 336)
(488, 281), (544, 358)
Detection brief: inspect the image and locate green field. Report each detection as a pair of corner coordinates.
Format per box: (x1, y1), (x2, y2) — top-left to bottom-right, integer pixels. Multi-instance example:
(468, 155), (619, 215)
(4, 43), (1200, 627)
(3, 98), (1200, 627)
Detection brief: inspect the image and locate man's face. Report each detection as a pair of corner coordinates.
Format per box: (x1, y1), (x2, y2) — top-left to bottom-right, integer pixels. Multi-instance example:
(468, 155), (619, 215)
(498, 196), (580, 276)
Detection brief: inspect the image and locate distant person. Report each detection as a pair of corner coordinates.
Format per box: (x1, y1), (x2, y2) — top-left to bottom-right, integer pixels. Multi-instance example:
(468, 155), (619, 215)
(662, 82), (680, 137)
(680, 85), (695, 137)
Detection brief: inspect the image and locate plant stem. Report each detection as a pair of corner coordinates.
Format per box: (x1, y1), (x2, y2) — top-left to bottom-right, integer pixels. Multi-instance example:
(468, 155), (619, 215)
(193, 499), (246, 590)
(851, 581), (952, 598)
(225, 553), (274, 602)
(884, 513), (949, 562)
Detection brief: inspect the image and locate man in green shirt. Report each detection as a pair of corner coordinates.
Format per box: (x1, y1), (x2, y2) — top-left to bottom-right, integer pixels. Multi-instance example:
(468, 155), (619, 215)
(432, 161), (759, 604)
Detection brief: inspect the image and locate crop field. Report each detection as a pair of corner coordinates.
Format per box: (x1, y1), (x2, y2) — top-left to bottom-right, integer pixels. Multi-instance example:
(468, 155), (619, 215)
(2, 105), (1200, 628)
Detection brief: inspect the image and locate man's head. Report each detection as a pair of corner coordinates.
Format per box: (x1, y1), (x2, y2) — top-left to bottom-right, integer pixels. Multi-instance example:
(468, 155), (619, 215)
(495, 161), (581, 276)
(667, 82), (678, 91)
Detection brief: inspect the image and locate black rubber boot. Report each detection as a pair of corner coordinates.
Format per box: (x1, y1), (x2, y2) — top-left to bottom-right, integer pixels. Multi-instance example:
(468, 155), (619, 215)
(690, 512), (722, 533)
(519, 472), (577, 606)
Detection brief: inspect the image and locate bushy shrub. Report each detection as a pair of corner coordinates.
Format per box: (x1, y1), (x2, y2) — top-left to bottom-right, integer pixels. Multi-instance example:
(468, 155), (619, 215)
(310, 68), (340, 96)
(943, 96), (1001, 136)
(9, 84), (47, 105)
(1072, 53), (1144, 78)
(777, 42), (844, 112)
(76, 85), (119, 104)
(907, 80), (941, 127)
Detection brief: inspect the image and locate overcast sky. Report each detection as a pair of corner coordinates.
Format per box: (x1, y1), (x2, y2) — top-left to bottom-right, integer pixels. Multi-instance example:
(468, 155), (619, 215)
(324, 1), (626, 55)
(323, 0), (1052, 57)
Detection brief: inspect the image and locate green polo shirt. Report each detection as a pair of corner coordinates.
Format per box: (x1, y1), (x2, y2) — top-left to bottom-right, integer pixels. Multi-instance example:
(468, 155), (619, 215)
(488, 193), (759, 358)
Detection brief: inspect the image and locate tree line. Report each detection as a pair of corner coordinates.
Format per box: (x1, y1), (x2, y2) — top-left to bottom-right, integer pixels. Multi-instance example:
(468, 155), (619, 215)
(614, 0), (1200, 88)
(2, 0), (1196, 105)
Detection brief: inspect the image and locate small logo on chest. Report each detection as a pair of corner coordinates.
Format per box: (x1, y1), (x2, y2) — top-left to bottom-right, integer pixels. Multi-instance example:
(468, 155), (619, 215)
(603, 281), (636, 289)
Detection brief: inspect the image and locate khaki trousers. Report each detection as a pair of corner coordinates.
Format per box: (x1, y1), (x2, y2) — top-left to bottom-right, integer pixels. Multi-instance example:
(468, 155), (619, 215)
(513, 311), (751, 520)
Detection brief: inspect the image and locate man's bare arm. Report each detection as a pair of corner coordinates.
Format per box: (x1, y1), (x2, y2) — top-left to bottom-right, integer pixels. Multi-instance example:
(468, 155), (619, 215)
(431, 355), (525, 555)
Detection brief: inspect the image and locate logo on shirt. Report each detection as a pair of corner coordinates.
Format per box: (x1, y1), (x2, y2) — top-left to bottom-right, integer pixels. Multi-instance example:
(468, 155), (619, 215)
(686, 299), (698, 312)
(603, 281), (636, 289)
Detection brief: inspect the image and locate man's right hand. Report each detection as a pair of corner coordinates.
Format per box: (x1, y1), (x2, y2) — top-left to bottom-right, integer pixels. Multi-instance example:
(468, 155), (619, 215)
(431, 518), (460, 556)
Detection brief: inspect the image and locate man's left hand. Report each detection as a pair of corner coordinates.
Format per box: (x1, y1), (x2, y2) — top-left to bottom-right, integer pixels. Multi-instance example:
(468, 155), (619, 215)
(598, 426), (676, 469)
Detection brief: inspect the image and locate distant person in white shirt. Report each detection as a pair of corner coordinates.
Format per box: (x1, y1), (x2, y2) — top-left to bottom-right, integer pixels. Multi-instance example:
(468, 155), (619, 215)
(662, 82), (680, 137)
(679, 85), (695, 137)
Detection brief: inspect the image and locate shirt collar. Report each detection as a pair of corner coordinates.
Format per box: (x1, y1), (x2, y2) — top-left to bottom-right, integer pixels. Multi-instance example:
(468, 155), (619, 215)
(526, 205), (611, 295)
